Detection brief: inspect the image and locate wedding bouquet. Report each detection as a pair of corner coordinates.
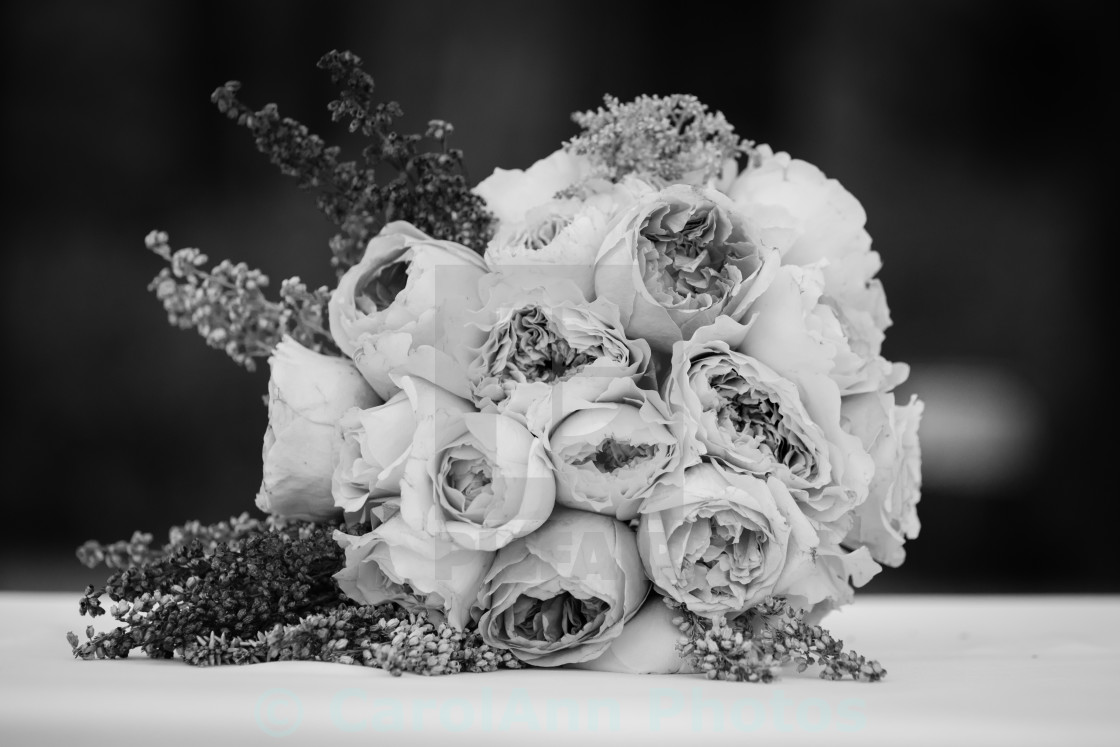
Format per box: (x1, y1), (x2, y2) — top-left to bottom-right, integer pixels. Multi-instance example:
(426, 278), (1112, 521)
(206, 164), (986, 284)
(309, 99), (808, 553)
(70, 51), (922, 683)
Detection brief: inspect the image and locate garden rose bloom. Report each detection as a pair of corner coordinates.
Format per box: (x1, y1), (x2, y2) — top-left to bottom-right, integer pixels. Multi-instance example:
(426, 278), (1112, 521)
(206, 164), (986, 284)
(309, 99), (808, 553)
(593, 184), (779, 352)
(728, 146), (876, 304)
(727, 146), (906, 394)
(256, 338), (380, 521)
(637, 462), (818, 617)
(666, 322), (833, 492)
(525, 378), (686, 521)
(477, 508), (649, 666)
(841, 391), (924, 567)
(467, 277), (652, 417)
(473, 149), (596, 224)
(332, 375), (473, 513)
(334, 512), (493, 629)
(715, 268), (875, 534)
(483, 180), (651, 299)
(401, 410), (556, 551)
(328, 221), (488, 399)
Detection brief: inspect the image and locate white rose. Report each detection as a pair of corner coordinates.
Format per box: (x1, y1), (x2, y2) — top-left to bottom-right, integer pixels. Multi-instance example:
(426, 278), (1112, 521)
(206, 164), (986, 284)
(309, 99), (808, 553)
(255, 338), (380, 521)
(571, 595), (696, 674)
(328, 221), (488, 399)
(484, 180), (651, 299)
(593, 184), (780, 352)
(401, 410), (556, 551)
(476, 508), (650, 666)
(332, 374), (473, 514)
(525, 377), (687, 521)
(841, 391), (924, 567)
(727, 146), (906, 394)
(466, 276), (653, 418)
(473, 149), (597, 224)
(665, 323), (833, 492)
(637, 462), (818, 617)
(783, 544), (882, 612)
(334, 510), (493, 629)
(722, 266), (876, 537)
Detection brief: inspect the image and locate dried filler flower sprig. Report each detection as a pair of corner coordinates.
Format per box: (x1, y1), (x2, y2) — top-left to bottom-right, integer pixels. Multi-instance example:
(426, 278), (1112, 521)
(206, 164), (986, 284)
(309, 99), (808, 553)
(145, 231), (335, 370)
(566, 93), (753, 185)
(670, 597), (886, 683)
(212, 49), (492, 269)
(148, 50), (493, 370)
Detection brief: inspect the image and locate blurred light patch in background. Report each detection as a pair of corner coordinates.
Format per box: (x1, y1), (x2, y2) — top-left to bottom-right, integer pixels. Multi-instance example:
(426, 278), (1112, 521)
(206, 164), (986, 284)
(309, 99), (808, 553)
(903, 364), (1040, 494)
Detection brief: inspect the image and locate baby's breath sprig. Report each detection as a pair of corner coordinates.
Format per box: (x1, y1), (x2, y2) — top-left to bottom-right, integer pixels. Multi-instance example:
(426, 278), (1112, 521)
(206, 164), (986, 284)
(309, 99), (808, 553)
(145, 230), (335, 370)
(668, 596), (886, 683)
(566, 94), (752, 187)
(212, 50), (493, 270)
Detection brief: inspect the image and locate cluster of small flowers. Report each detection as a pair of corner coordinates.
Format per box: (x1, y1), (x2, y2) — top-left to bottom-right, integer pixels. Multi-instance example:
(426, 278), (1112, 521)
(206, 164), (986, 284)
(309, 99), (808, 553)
(178, 604), (523, 675)
(76, 512), (269, 570)
(70, 519), (525, 677)
(146, 230), (334, 370)
(670, 597), (885, 682)
(567, 93), (749, 185)
(70, 520), (350, 662)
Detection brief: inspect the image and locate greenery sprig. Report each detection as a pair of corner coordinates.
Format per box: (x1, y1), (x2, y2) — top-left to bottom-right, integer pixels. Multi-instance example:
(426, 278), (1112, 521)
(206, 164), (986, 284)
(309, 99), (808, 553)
(669, 596), (886, 682)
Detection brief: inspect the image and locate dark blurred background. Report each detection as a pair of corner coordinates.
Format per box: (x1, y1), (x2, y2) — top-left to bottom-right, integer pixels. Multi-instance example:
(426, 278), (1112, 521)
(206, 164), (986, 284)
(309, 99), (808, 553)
(2, 0), (1115, 592)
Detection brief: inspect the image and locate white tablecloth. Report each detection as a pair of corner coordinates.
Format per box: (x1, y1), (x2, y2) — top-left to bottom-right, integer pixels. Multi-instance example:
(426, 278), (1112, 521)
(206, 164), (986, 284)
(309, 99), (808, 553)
(1, 593), (1116, 746)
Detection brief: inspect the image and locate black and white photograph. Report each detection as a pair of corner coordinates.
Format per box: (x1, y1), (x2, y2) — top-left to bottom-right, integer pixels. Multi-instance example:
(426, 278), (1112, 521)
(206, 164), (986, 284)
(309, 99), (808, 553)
(1, 1), (1116, 744)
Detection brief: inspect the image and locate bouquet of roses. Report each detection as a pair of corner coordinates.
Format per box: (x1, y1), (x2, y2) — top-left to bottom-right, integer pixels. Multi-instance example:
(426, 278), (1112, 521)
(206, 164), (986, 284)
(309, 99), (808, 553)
(70, 51), (921, 683)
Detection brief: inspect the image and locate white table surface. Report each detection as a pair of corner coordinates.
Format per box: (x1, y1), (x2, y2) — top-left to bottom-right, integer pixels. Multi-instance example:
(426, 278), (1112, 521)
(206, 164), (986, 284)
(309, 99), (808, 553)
(1, 592), (1117, 746)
